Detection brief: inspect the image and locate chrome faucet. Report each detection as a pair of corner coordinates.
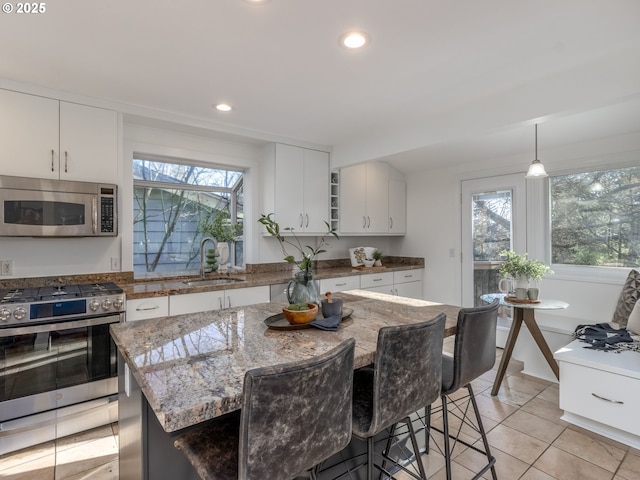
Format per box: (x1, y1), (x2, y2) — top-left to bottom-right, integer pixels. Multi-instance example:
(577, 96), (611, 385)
(199, 237), (217, 279)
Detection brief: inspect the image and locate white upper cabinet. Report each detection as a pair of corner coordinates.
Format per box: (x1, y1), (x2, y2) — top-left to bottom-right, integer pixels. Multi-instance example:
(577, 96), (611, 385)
(0, 89), (59, 179)
(264, 143), (330, 235)
(59, 101), (118, 183)
(0, 89), (117, 183)
(338, 163), (367, 234)
(388, 177), (407, 234)
(340, 162), (406, 235)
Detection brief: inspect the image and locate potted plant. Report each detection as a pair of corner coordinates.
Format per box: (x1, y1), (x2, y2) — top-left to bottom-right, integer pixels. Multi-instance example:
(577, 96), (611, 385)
(372, 250), (383, 267)
(199, 211), (242, 269)
(498, 250), (553, 289)
(258, 213), (338, 273)
(258, 213), (338, 305)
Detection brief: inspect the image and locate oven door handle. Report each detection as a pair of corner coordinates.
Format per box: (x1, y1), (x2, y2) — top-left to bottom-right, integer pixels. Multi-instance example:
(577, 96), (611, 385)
(0, 314), (122, 338)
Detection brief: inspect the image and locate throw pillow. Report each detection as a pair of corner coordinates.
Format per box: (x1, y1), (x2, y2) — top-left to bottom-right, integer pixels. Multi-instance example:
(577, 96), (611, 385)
(612, 269), (640, 327)
(627, 300), (640, 335)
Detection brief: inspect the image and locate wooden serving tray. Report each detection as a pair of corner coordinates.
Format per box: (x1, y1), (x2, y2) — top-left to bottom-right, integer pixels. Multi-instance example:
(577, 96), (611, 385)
(504, 296), (541, 304)
(264, 308), (353, 330)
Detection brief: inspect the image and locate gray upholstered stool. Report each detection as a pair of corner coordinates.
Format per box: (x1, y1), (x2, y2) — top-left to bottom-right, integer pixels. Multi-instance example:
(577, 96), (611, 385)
(351, 313), (446, 480)
(429, 299), (499, 480)
(174, 338), (356, 480)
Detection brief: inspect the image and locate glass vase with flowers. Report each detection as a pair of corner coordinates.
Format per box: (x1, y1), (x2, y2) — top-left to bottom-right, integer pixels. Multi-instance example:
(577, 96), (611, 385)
(258, 213), (338, 305)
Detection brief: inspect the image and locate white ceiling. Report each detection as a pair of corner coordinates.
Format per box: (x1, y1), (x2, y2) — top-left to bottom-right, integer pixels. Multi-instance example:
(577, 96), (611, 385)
(1, 0), (640, 173)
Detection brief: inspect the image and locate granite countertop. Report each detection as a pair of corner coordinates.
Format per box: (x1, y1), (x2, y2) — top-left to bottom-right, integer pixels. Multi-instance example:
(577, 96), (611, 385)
(110, 290), (458, 433)
(0, 257), (424, 299)
(123, 262), (424, 300)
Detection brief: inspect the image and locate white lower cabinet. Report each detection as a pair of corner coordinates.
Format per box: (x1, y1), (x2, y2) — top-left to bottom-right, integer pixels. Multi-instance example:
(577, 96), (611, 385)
(360, 272), (395, 295)
(555, 339), (640, 448)
(169, 286), (270, 315)
(169, 291), (225, 315)
(393, 270), (423, 299)
(359, 270), (423, 299)
(319, 275), (360, 293)
(225, 286), (269, 309)
(394, 281), (423, 300)
(126, 297), (169, 321)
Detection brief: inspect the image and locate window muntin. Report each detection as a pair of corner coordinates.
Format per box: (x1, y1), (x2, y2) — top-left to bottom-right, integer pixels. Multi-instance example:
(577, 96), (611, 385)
(133, 158), (243, 275)
(550, 166), (640, 268)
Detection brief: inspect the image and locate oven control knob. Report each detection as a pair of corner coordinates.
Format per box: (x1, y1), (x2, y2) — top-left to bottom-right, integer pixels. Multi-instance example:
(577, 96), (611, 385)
(13, 307), (26, 320)
(89, 300), (100, 311)
(0, 308), (10, 321)
(112, 298), (123, 309)
(101, 299), (113, 310)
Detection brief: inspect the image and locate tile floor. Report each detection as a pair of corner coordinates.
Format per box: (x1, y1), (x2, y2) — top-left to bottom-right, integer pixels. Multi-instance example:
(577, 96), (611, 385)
(0, 423), (119, 480)
(2, 342), (640, 480)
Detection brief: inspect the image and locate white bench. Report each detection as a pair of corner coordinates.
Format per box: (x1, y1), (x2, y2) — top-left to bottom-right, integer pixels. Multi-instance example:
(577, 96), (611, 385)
(554, 339), (640, 449)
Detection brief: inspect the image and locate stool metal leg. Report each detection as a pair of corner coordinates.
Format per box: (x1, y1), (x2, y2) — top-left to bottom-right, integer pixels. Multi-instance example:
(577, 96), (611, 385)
(468, 385), (497, 480)
(441, 395), (453, 480)
(407, 416), (428, 480)
(367, 436), (374, 480)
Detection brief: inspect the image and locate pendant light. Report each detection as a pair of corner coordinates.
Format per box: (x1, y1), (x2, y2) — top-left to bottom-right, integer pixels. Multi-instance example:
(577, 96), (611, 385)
(525, 124), (549, 178)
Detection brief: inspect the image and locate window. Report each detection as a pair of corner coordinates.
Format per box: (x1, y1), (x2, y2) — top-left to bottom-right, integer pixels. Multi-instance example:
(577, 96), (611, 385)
(133, 157), (244, 276)
(550, 165), (640, 267)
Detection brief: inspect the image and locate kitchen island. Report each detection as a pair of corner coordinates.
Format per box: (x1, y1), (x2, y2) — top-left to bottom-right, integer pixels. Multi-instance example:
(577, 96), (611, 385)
(111, 290), (459, 480)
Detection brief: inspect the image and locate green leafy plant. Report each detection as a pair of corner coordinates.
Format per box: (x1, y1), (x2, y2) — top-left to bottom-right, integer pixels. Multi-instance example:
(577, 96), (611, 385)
(372, 250), (383, 261)
(199, 211), (242, 244)
(498, 250), (553, 281)
(258, 213), (339, 272)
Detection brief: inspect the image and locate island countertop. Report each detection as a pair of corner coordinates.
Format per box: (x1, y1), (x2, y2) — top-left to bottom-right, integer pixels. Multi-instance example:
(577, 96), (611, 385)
(110, 290), (459, 433)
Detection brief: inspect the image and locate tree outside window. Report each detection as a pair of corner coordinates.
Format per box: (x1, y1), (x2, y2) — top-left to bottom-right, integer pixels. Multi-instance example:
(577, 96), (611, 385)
(133, 157), (243, 276)
(551, 166), (640, 267)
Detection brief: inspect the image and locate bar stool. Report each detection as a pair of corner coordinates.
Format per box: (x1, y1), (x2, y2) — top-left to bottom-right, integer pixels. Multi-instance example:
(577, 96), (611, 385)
(351, 313), (446, 480)
(174, 338), (356, 480)
(430, 299), (499, 480)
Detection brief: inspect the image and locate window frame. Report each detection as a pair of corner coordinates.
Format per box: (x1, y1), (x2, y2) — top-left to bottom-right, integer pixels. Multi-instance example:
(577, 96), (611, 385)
(537, 162), (640, 285)
(132, 154), (245, 277)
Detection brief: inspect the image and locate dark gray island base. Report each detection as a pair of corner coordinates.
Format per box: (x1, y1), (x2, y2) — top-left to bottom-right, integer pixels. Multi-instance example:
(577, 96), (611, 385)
(112, 291), (459, 479)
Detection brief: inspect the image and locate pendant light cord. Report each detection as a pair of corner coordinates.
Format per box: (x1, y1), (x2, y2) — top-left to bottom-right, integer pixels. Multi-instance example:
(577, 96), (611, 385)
(535, 123), (538, 160)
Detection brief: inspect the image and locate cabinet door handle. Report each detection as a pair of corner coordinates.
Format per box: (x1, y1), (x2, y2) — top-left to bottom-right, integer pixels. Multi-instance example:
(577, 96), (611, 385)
(362, 216), (366, 228)
(373, 278), (382, 282)
(219, 297), (223, 310)
(64, 151), (68, 172)
(136, 305), (159, 312)
(227, 296), (231, 308)
(389, 217), (393, 229)
(336, 282), (347, 287)
(305, 214), (309, 228)
(591, 393), (624, 404)
(299, 214), (304, 228)
(367, 216), (371, 228)
(51, 149), (55, 172)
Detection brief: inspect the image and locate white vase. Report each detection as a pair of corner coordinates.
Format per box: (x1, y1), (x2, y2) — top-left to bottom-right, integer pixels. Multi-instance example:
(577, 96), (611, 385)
(515, 276), (529, 289)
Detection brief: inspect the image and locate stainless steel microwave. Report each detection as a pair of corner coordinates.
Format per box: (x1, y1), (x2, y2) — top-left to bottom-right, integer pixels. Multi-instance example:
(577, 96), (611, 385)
(0, 175), (117, 237)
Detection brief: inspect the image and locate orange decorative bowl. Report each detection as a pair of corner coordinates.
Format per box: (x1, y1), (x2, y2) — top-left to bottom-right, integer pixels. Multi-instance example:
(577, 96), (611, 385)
(282, 303), (319, 325)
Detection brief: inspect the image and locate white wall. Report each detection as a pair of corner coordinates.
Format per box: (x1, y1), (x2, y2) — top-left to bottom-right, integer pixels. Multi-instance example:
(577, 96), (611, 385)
(398, 130), (640, 326)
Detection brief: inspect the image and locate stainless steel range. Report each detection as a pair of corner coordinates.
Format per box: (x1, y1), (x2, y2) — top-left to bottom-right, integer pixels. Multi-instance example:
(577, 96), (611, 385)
(0, 282), (125, 455)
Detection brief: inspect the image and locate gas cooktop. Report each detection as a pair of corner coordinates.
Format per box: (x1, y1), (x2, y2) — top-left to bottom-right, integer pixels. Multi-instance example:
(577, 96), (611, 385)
(0, 282), (125, 326)
(0, 282), (123, 304)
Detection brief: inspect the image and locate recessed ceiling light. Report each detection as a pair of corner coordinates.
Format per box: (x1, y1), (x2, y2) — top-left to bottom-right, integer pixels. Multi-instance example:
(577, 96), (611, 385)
(339, 31), (369, 49)
(243, 0), (270, 4)
(215, 103), (232, 112)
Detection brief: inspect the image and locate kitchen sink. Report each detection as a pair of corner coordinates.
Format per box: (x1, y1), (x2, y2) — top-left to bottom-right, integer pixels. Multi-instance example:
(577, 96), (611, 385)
(181, 277), (245, 287)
